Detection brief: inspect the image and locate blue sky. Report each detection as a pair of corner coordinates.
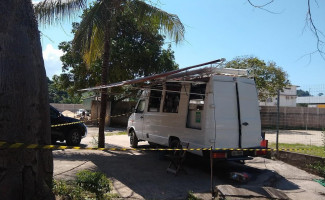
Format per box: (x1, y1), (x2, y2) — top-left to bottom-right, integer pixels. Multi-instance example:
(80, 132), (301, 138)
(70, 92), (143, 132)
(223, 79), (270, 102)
(36, 0), (325, 87)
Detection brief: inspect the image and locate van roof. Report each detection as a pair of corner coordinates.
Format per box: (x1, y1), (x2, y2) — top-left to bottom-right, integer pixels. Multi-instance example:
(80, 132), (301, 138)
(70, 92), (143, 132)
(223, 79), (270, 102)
(79, 59), (250, 91)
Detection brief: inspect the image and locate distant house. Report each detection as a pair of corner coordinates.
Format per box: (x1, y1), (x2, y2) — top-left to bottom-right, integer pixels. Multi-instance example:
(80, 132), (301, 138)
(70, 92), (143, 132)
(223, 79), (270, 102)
(259, 85), (299, 107)
(296, 96), (325, 108)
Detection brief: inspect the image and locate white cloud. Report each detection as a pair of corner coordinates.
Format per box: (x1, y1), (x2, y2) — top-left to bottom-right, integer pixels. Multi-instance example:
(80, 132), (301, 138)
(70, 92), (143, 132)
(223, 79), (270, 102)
(32, 0), (42, 4)
(42, 44), (64, 79)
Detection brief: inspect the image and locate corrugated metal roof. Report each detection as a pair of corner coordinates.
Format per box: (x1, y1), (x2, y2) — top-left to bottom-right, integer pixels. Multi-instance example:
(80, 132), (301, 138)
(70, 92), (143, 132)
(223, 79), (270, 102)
(296, 96), (325, 104)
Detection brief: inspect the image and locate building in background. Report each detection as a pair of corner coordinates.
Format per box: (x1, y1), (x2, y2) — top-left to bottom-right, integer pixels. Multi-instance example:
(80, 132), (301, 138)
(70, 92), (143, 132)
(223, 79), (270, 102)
(296, 96), (325, 107)
(259, 85), (299, 107)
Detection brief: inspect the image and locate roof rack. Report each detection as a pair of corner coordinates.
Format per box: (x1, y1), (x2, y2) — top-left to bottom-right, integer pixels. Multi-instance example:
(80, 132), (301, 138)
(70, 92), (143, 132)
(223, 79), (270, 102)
(165, 66), (248, 82)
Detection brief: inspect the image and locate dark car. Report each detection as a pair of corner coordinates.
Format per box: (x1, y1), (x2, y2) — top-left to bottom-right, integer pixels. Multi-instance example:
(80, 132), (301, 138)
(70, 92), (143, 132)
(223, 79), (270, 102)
(50, 105), (87, 146)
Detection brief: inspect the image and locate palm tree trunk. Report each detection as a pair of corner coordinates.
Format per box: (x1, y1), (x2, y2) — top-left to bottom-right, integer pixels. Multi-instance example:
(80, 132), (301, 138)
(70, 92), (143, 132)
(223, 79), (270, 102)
(98, 21), (112, 148)
(0, 0), (54, 199)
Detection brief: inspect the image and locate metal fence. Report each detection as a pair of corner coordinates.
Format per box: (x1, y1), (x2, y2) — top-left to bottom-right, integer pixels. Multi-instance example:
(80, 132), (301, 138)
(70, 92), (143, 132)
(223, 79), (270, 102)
(262, 85), (325, 149)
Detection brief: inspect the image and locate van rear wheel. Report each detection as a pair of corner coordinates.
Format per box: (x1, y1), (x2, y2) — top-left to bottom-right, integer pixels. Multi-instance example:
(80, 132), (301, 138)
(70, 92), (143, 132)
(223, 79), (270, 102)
(130, 130), (138, 148)
(169, 139), (180, 148)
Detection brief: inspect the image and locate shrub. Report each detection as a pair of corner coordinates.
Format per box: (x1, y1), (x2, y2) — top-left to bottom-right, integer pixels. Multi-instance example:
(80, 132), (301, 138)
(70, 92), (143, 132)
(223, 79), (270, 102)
(52, 179), (85, 200)
(76, 170), (111, 199)
(310, 162), (325, 179)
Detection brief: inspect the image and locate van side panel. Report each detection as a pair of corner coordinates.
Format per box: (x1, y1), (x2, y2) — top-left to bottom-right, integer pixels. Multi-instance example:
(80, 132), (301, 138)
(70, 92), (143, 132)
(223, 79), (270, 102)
(237, 78), (262, 148)
(143, 84), (206, 151)
(212, 76), (239, 148)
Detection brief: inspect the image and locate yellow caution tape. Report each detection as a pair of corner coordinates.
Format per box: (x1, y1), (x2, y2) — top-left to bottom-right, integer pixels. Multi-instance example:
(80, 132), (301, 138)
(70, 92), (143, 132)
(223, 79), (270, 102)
(50, 112), (133, 128)
(0, 141), (315, 152)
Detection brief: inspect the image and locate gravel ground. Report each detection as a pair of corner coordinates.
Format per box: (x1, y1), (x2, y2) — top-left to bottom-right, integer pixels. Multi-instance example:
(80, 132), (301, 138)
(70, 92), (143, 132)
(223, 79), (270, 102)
(265, 129), (323, 146)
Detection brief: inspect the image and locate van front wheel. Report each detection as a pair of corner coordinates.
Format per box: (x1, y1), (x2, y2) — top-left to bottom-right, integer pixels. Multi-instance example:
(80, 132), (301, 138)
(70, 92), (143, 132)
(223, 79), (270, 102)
(130, 130), (138, 148)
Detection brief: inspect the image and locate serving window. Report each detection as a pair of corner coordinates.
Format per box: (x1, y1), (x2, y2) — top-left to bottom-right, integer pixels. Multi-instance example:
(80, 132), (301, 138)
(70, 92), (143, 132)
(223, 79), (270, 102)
(148, 85), (163, 112)
(186, 83), (206, 129)
(163, 83), (181, 113)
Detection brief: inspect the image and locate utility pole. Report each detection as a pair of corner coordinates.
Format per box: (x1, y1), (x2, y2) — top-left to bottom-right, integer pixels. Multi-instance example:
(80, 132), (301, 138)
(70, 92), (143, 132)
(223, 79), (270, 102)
(276, 89), (280, 154)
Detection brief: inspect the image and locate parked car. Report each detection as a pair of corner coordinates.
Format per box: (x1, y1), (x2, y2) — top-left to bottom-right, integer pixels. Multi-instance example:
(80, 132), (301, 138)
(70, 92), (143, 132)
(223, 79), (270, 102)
(50, 105), (87, 145)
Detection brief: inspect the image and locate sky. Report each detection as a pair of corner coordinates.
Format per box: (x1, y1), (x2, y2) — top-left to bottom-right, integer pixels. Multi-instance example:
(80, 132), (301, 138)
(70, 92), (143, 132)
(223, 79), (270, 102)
(36, 0), (325, 89)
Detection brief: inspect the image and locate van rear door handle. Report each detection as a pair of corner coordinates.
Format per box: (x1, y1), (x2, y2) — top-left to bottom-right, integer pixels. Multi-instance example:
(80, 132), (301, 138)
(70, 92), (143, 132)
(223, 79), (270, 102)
(242, 122), (249, 126)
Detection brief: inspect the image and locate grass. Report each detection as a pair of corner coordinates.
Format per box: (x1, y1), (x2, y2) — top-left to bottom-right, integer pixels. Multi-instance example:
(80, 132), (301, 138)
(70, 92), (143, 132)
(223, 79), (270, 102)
(105, 131), (127, 136)
(269, 142), (325, 158)
(187, 191), (200, 200)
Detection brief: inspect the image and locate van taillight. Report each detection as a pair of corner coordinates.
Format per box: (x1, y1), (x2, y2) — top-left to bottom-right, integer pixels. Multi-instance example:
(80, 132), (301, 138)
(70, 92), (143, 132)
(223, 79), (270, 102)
(260, 140), (268, 148)
(212, 152), (227, 159)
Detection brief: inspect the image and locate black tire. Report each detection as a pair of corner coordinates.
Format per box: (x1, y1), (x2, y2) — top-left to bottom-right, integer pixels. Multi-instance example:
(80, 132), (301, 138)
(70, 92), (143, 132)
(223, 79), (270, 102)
(130, 130), (138, 148)
(51, 137), (57, 145)
(169, 139), (181, 156)
(66, 129), (81, 146)
(148, 141), (156, 147)
(169, 139), (180, 148)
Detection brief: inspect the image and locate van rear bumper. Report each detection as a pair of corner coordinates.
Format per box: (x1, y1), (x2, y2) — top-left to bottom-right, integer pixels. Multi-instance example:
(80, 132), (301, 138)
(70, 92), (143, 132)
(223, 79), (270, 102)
(203, 148), (268, 160)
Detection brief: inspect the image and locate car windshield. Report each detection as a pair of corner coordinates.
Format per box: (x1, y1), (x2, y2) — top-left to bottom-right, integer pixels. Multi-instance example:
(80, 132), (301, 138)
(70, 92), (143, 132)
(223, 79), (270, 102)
(50, 106), (63, 117)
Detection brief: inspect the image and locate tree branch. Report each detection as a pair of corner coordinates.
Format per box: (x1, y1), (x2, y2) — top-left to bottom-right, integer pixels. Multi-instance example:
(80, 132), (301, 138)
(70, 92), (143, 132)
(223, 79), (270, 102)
(305, 0), (325, 60)
(247, 0), (280, 14)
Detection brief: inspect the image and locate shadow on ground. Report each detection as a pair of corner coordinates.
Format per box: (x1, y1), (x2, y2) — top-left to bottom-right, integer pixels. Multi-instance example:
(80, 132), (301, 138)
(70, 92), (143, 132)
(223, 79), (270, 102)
(53, 143), (299, 200)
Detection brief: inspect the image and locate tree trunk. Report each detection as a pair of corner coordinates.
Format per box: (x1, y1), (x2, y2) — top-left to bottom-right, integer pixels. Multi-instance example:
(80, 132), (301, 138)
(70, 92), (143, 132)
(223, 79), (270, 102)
(98, 22), (112, 148)
(0, 0), (54, 199)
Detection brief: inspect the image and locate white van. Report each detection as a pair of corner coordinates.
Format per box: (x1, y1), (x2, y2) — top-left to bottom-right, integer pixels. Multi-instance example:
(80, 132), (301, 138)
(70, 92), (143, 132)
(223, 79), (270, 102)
(127, 67), (266, 160)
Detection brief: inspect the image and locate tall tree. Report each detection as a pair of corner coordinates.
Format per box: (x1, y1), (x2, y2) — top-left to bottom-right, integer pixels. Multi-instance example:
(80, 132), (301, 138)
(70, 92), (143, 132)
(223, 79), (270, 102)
(0, 0), (53, 199)
(297, 89), (311, 97)
(35, 0), (185, 148)
(55, 14), (178, 98)
(74, 0), (184, 148)
(225, 56), (290, 101)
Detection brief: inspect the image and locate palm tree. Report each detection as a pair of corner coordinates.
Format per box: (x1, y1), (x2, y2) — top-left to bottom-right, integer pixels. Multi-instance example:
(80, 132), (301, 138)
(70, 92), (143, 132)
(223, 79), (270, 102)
(35, 0), (184, 148)
(0, 0), (54, 199)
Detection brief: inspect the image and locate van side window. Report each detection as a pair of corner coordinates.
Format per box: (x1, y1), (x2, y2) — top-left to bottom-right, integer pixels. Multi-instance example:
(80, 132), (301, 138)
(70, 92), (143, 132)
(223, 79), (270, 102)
(187, 83), (206, 129)
(148, 85), (163, 112)
(136, 100), (145, 113)
(163, 83), (181, 113)
(188, 83), (206, 110)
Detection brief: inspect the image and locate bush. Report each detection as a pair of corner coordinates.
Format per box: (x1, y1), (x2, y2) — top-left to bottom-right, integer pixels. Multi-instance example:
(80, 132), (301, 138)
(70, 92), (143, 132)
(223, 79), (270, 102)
(76, 170), (111, 199)
(310, 162), (325, 179)
(52, 180), (85, 200)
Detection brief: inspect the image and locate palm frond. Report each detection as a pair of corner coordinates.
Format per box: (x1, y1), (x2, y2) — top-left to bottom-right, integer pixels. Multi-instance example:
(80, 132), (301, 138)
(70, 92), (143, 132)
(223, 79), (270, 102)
(129, 0), (185, 44)
(34, 0), (88, 25)
(82, 25), (105, 66)
(73, 1), (108, 66)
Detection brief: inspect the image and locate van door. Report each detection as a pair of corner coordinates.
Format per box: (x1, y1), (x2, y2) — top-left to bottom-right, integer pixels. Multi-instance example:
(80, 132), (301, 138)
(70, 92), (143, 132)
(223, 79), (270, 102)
(133, 99), (145, 140)
(237, 78), (261, 148)
(213, 76), (239, 148)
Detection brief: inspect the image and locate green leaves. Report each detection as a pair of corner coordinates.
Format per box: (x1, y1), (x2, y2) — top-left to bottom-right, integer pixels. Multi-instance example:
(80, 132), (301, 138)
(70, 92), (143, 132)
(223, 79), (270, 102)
(56, 8), (179, 99)
(225, 56), (290, 101)
(76, 170), (111, 199)
(34, 0), (87, 26)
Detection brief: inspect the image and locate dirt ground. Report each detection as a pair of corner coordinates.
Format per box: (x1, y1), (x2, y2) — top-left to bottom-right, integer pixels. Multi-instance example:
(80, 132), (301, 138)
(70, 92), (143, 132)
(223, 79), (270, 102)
(53, 127), (325, 200)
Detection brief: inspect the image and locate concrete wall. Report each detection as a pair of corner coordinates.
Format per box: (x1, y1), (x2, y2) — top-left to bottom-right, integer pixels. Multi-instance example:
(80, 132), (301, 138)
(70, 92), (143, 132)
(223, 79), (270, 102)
(90, 100), (111, 127)
(50, 103), (84, 112)
(110, 101), (137, 127)
(260, 106), (325, 130)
